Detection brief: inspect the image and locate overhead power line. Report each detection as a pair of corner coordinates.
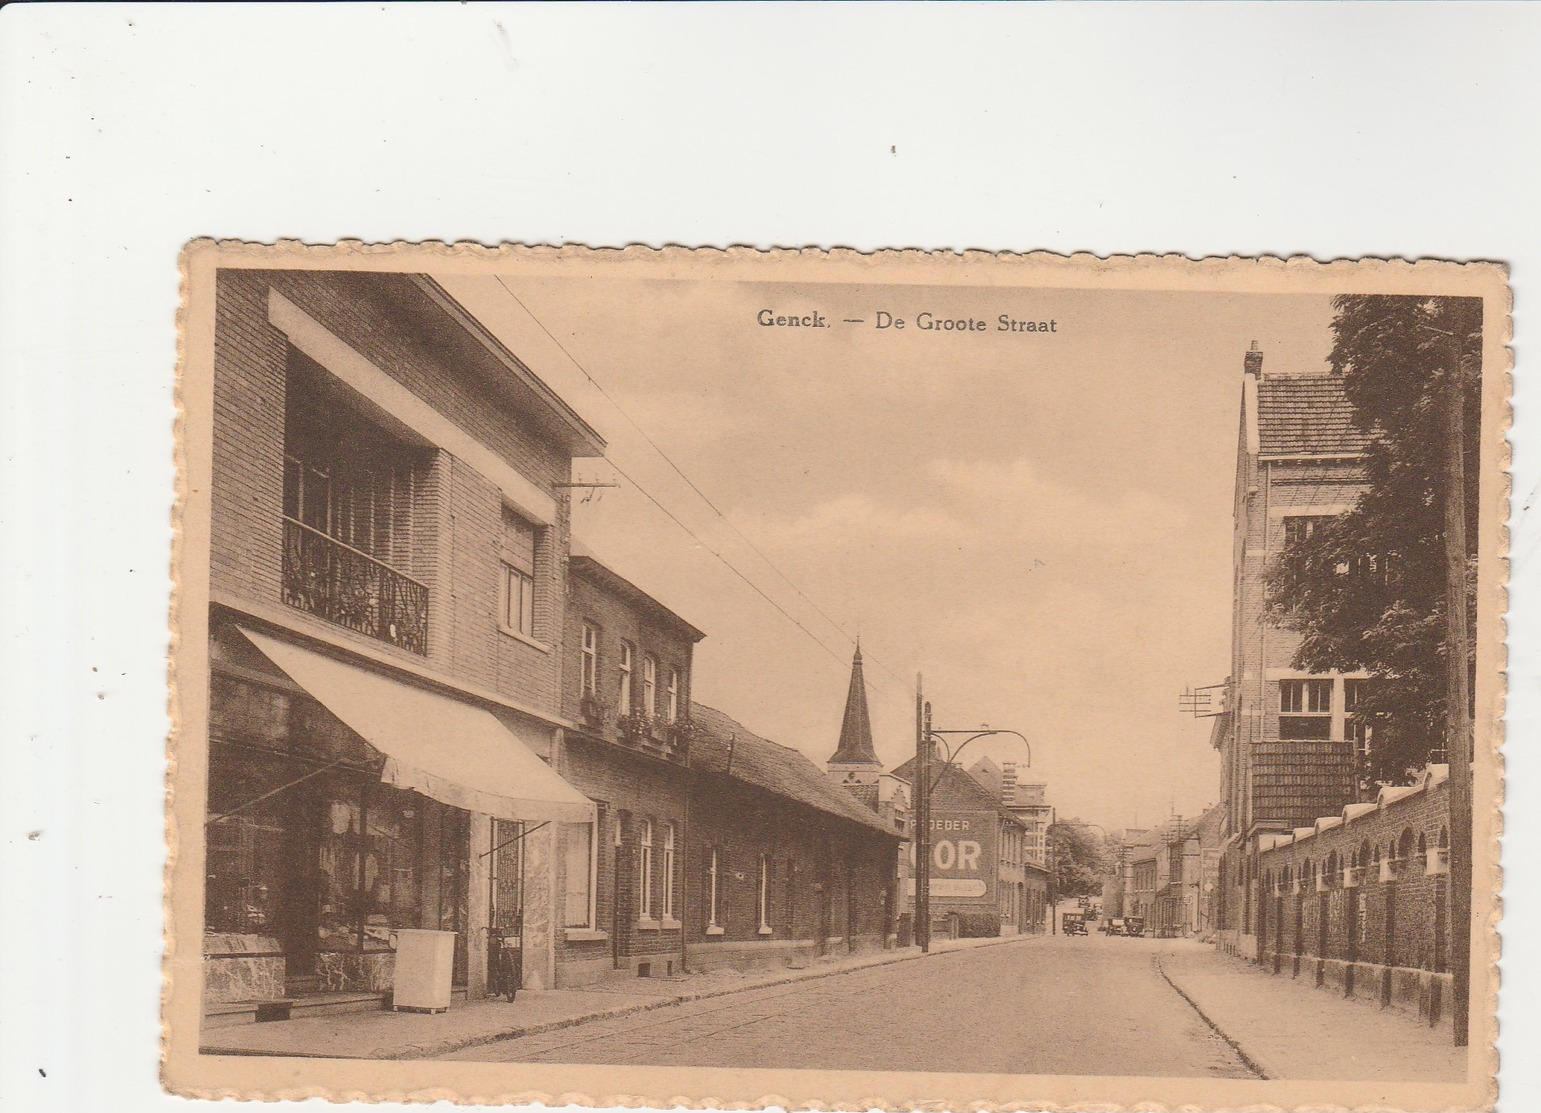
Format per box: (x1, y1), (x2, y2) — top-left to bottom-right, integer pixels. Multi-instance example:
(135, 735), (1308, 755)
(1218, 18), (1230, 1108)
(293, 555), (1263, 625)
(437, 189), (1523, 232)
(491, 275), (910, 697)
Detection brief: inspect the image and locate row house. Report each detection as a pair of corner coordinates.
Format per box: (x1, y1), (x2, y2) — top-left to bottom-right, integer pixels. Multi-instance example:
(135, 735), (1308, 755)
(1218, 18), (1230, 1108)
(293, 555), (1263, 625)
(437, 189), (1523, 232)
(198, 268), (606, 1026)
(551, 555), (905, 983)
(1211, 343), (1374, 960)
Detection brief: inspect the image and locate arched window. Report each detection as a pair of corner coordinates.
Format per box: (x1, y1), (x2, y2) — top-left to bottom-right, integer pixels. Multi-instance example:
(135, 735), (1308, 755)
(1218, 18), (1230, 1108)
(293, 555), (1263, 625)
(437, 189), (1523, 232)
(1326, 850), (1339, 885)
(1438, 826), (1449, 849)
(1399, 828), (1415, 863)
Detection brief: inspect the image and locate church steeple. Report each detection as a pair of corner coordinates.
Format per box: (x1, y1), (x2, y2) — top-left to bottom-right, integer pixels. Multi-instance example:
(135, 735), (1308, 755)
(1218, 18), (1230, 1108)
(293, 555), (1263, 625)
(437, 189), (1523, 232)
(828, 643), (881, 784)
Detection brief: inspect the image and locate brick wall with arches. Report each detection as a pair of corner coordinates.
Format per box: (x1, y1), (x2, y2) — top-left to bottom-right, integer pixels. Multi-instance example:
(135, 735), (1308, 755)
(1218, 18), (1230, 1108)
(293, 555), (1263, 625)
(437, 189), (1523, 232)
(1250, 766), (1453, 1029)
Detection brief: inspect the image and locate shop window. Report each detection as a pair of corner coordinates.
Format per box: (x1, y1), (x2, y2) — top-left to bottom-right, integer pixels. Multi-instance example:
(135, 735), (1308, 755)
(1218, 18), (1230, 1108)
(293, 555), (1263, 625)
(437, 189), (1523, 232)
(1280, 678), (1332, 739)
(204, 743), (291, 935)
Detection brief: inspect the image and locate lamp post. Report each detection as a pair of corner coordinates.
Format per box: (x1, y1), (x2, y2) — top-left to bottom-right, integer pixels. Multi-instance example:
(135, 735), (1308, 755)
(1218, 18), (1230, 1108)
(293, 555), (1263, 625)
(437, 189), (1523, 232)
(912, 676), (1032, 953)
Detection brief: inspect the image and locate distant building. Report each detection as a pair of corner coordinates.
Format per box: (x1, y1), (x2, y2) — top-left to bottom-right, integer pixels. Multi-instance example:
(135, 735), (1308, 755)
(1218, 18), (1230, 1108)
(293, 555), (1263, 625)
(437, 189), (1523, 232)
(967, 757), (1053, 865)
(1211, 343), (1374, 960)
(1152, 805), (1224, 938)
(891, 756), (1049, 937)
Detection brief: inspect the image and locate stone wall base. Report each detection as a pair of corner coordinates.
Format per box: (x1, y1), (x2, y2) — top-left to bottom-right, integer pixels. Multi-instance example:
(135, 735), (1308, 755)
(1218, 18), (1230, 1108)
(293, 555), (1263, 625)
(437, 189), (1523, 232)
(1257, 947), (1453, 1031)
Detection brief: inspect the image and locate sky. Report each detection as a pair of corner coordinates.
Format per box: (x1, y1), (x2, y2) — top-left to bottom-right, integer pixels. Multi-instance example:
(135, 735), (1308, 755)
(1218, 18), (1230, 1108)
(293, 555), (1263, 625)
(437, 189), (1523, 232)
(441, 272), (1337, 833)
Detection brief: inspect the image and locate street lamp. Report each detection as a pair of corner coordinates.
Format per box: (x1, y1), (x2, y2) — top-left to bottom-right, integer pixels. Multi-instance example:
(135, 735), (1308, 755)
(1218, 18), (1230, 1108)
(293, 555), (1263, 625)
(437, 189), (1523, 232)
(912, 680), (1032, 954)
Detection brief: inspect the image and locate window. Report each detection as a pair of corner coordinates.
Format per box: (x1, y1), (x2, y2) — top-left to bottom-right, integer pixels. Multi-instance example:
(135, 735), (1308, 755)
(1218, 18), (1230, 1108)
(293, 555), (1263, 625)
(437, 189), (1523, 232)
(1282, 515), (1330, 548)
(1279, 678), (1332, 739)
(280, 351), (428, 653)
(706, 847), (723, 933)
(500, 510), (538, 638)
(562, 821), (597, 929)
(638, 819), (654, 920)
(1345, 679), (1374, 764)
(580, 624), (599, 697)
(618, 642), (633, 713)
(662, 824), (677, 921)
(757, 854), (772, 933)
(667, 669), (680, 722)
(643, 656), (657, 717)
(502, 564), (535, 637)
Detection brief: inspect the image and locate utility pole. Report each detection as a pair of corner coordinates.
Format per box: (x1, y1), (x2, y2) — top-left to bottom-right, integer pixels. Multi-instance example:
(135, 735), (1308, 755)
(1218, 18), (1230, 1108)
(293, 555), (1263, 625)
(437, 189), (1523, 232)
(914, 675), (931, 953)
(1439, 319), (1473, 1049)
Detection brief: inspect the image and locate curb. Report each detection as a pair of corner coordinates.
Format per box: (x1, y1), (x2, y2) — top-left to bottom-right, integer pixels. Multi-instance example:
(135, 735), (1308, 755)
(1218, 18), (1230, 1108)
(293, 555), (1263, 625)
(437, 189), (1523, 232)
(398, 932), (1039, 1060)
(1152, 952), (1272, 1080)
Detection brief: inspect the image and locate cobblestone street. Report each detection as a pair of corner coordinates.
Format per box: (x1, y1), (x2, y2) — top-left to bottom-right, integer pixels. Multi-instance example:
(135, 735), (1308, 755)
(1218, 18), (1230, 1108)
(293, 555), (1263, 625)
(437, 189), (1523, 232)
(444, 935), (1254, 1078)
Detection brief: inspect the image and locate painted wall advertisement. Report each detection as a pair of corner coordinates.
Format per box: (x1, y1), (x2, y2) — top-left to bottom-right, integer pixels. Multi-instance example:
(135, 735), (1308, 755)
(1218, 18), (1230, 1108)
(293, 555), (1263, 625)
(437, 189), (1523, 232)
(906, 810), (996, 902)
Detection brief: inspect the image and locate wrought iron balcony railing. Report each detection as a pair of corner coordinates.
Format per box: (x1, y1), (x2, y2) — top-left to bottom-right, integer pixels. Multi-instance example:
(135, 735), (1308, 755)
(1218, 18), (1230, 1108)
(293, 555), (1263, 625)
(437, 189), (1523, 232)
(282, 517), (429, 655)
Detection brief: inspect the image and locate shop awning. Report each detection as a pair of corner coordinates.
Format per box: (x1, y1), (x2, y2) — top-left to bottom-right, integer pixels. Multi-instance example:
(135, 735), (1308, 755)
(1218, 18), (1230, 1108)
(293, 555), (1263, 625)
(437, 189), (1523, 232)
(238, 627), (594, 825)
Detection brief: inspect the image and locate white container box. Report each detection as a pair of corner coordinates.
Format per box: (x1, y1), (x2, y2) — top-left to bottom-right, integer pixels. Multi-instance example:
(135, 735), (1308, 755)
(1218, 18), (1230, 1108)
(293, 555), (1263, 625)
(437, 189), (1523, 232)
(391, 929), (456, 1013)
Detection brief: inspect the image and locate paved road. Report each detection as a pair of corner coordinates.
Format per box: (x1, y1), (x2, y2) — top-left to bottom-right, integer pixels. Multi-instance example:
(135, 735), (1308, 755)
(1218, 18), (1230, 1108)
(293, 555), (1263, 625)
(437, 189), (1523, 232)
(445, 935), (1255, 1078)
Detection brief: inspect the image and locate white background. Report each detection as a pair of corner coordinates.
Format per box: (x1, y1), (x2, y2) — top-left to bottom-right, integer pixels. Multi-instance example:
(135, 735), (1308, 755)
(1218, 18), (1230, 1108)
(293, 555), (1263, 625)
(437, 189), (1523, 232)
(2, 4), (1537, 1111)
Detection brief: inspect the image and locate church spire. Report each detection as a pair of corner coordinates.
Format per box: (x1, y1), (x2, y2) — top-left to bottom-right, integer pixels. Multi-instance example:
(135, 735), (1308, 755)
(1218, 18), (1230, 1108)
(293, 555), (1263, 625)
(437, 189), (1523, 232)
(828, 642), (881, 773)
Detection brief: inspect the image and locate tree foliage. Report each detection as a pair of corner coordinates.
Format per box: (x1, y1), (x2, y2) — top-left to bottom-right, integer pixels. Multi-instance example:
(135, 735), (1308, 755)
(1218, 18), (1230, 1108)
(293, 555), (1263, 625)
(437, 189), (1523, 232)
(1263, 295), (1481, 787)
(1049, 818), (1109, 899)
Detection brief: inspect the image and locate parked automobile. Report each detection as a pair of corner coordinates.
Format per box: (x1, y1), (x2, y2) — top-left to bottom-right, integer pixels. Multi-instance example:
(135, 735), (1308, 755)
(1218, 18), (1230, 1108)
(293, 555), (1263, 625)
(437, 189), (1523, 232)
(1061, 911), (1088, 936)
(1123, 916), (1146, 937)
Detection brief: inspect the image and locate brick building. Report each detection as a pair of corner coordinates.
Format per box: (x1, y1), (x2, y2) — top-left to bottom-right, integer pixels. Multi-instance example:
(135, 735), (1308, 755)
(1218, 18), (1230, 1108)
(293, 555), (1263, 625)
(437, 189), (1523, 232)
(1151, 805), (1223, 937)
(891, 757), (1050, 937)
(966, 758), (1053, 865)
(197, 270), (606, 1025)
(685, 703), (905, 971)
(552, 544), (705, 985)
(1248, 767), (1454, 1029)
(1212, 344), (1375, 959)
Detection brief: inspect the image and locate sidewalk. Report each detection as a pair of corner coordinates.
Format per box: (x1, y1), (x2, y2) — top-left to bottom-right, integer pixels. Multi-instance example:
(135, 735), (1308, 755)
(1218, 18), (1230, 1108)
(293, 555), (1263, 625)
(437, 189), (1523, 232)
(1156, 943), (1465, 1082)
(200, 932), (1036, 1061)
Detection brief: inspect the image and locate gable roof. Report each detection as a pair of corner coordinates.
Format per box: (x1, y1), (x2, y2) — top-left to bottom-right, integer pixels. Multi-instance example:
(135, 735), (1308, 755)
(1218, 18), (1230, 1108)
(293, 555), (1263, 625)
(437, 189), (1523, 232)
(890, 756), (1029, 828)
(689, 703), (901, 838)
(1254, 374), (1371, 458)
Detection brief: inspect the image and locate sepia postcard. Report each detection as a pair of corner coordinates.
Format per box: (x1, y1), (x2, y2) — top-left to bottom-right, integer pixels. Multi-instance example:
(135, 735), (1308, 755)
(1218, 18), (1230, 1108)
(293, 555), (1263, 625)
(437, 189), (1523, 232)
(167, 242), (1508, 1111)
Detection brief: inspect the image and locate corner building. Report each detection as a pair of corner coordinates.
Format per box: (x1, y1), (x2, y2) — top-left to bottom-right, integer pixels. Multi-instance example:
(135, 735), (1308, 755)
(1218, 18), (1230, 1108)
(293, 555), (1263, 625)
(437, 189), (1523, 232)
(1213, 344), (1372, 959)
(199, 270), (605, 1024)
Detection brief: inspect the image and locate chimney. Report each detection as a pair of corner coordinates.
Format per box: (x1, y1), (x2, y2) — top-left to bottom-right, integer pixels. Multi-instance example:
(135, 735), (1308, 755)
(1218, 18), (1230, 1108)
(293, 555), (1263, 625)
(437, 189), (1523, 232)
(1244, 340), (1263, 378)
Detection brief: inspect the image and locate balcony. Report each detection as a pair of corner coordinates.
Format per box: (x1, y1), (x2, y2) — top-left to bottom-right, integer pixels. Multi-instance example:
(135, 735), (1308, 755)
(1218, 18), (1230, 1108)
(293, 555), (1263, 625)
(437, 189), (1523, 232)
(282, 517), (428, 654)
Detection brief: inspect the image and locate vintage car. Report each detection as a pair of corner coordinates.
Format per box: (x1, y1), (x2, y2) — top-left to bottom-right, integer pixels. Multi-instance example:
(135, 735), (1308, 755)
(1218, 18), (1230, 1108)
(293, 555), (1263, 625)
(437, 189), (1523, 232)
(1061, 911), (1088, 935)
